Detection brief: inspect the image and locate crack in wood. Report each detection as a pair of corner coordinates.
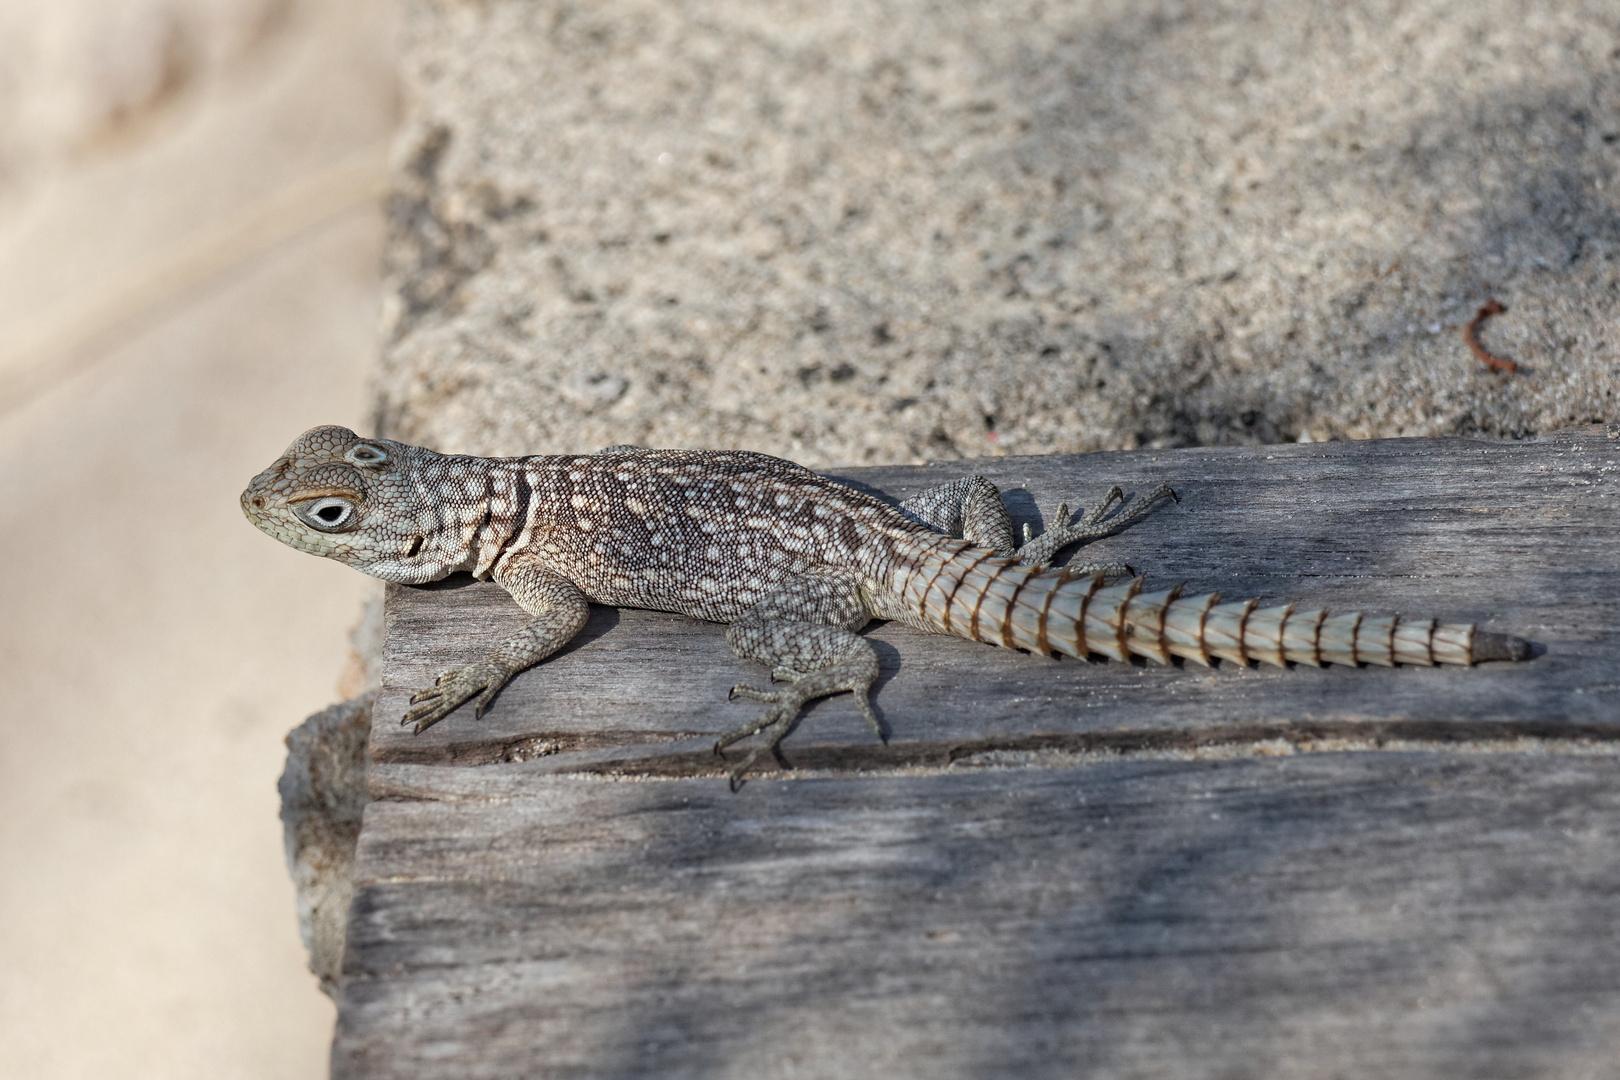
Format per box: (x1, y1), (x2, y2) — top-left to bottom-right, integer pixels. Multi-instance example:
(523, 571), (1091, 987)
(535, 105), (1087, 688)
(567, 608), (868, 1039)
(576, 720), (1620, 782)
(371, 728), (711, 767)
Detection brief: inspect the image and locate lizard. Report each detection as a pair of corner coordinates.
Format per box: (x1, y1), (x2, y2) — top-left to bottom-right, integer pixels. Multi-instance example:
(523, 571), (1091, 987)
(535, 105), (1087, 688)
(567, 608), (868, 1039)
(242, 425), (1532, 787)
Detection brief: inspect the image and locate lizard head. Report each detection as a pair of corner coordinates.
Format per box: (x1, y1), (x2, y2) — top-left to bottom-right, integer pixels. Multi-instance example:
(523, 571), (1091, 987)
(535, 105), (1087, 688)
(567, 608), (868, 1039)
(241, 425), (453, 583)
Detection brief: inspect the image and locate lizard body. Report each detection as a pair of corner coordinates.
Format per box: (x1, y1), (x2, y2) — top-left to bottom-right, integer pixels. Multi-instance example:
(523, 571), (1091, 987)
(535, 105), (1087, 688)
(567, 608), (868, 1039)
(243, 426), (1530, 785)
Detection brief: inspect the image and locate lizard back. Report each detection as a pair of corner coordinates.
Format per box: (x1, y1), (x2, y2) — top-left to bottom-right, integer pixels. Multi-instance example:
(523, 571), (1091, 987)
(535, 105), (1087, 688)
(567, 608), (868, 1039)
(476, 448), (940, 623)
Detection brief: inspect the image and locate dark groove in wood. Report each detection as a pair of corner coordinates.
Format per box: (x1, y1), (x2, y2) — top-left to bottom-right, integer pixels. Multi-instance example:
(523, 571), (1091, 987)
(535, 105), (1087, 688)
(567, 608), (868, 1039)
(606, 719), (1620, 781)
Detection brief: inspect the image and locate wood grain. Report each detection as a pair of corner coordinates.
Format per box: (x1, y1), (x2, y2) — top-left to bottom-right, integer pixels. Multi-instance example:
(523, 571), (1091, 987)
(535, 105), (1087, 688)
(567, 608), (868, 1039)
(338, 428), (1620, 1078)
(338, 757), (1620, 1079)
(370, 427), (1620, 775)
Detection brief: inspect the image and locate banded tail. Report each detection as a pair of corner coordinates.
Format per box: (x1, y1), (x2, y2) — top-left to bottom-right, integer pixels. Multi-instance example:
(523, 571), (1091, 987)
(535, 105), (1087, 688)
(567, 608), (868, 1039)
(900, 545), (1531, 667)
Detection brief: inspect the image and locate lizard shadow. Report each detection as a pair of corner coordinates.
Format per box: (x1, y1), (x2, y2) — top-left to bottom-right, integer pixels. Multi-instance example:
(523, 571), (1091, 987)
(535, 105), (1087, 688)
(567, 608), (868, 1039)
(407, 570), (481, 591)
(818, 472), (902, 507)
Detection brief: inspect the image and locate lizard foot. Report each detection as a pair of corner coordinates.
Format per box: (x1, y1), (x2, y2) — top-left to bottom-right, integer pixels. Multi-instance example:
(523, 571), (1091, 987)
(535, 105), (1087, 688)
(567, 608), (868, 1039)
(716, 660), (881, 789)
(402, 661), (514, 733)
(1016, 483), (1179, 569)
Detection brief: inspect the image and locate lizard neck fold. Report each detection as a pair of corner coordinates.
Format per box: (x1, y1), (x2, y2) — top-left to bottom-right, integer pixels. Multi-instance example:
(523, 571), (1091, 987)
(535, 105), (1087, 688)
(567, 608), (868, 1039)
(368, 451), (508, 583)
(469, 459), (542, 578)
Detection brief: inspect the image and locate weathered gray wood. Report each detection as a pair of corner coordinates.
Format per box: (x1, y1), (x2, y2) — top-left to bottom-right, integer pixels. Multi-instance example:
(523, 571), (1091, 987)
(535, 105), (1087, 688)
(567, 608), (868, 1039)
(337, 756), (1620, 1079)
(339, 430), (1620, 1078)
(369, 428), (1620, 775)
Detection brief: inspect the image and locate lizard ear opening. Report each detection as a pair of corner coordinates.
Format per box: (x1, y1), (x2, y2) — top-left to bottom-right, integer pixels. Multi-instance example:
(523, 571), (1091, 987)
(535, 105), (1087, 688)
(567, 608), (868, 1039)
(346, 443), (389, 467)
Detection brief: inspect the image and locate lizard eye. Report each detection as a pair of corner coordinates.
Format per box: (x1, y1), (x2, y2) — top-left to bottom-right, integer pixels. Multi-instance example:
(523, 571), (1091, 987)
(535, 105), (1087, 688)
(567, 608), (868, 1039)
(294, 496), (359, 532)
(346, 443), (388, 467)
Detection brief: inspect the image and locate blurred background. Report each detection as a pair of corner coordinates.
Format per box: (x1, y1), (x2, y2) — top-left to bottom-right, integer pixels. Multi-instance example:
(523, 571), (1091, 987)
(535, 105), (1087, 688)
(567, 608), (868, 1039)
(0, 1), (398, 1076)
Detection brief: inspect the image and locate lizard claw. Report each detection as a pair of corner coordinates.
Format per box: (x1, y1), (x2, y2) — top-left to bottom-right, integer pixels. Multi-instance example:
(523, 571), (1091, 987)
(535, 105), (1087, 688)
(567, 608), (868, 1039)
(402, 661), (513, 733)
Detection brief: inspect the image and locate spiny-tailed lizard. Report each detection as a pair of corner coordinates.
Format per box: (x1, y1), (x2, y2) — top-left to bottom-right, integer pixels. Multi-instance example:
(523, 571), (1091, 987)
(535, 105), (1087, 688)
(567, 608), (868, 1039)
(243, 426), (1531, 786)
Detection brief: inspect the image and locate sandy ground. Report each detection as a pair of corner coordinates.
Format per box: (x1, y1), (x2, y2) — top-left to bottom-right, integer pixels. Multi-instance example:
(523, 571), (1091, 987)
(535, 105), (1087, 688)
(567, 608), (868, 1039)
(379, 0), (1618, 464)
(0, 2), (397, 1077)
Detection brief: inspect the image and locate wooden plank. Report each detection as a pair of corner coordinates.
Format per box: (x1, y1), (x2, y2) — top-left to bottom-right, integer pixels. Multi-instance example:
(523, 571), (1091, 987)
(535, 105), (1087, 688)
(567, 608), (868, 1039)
(338, 429), (1620, 1077)
(335, 755), (1620, 1079)
(368, 428), (1620, 776)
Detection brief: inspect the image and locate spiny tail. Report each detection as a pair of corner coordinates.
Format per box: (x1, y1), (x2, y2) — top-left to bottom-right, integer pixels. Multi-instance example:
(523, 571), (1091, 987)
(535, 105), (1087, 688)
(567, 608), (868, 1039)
(902, 544), (1531, 667)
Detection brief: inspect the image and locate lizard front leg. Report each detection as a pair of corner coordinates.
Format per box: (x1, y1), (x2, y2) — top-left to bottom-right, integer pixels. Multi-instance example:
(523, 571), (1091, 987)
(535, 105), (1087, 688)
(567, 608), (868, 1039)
(717, 570), (877, 788)
(402, 555), (589, 733)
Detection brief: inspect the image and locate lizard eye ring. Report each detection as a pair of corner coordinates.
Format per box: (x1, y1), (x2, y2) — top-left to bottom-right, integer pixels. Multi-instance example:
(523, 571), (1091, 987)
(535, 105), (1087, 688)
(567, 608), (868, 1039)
(346, 443), (388, 467)
(294, 496), (359, 532)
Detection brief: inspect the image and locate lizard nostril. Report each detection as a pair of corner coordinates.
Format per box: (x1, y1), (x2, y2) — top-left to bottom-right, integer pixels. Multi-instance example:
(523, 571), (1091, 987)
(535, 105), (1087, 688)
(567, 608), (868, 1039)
(252, 497), (265, 509)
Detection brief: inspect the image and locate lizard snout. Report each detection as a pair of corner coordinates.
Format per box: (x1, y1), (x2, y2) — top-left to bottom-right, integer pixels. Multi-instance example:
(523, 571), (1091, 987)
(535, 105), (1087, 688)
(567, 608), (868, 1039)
(240, 458), (290, 524)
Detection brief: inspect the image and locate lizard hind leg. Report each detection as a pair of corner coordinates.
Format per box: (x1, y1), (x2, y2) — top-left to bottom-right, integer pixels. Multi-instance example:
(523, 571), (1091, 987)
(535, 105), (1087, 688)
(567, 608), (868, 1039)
(900, 475), (1177, 573)
(1016, 483), (1179, 571)
(718, 573), (878, 789)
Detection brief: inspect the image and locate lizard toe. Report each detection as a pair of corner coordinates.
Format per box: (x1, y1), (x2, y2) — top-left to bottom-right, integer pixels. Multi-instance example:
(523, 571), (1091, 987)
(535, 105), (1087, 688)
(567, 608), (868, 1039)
(402, 662), (512, 731)
(722, 710), (796, 789)
(402, 697), (457, 733)
(729, 683), (783, 704)
(408, 669), (459, 704)
(715, 700), (794, 752)
(853, 689), (884, 742)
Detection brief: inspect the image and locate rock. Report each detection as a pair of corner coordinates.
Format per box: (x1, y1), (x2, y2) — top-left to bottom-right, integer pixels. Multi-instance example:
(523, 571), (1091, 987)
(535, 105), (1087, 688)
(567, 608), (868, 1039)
(279, 692), (373, 999)
(376, 0), (1617, 466)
